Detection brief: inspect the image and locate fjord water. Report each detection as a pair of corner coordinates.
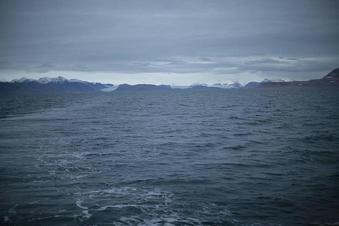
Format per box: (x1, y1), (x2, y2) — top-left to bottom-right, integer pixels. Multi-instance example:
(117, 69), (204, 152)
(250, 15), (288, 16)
(0, 87), (339, 226)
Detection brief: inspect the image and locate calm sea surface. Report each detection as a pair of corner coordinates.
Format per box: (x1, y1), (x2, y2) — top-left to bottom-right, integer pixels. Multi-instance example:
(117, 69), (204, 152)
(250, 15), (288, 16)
(0, 87), (339, 226)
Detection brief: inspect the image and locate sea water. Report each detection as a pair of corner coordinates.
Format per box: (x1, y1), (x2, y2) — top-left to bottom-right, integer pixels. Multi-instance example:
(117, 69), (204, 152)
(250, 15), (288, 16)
(0, 87), (339, 225)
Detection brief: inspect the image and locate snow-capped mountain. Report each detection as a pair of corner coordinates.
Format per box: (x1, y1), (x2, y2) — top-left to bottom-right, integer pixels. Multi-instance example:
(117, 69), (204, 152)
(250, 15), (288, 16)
(2, 76), (115, 94)
(11, 76), (88, 84)
(226, 82), (243, 88)
(11, 77), (36, 83)
(211, 82), (243, 89)
(261, 79), (286, 83)
(37, 76), (68, 84)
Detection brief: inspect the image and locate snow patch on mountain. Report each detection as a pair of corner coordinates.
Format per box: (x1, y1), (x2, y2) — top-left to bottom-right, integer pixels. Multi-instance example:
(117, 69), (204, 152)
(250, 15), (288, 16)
(12, 76), (93, 84)
(11, 77), (36, 83)
(210, 82), (243, 89)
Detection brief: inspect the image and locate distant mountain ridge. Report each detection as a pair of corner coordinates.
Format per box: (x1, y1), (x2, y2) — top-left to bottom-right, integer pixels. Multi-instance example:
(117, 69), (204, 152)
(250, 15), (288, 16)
(11, 76), (101, 84)
(1, 68), (338, 94)
(115, 84), (172, 92)
(210, 82), (243, 89)
(0, 76), (115, 94)
(114, 82), (243, 92)
(245, 68), (339, 88)
(323, 67), (339, 81)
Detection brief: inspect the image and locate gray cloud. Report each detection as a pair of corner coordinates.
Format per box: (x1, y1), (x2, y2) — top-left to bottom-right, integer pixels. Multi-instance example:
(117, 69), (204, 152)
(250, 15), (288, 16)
(0, 0), (338, 83)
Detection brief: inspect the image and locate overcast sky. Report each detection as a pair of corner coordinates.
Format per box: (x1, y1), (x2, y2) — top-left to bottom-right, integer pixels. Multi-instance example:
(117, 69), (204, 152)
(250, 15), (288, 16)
(0, 0), (338, 85)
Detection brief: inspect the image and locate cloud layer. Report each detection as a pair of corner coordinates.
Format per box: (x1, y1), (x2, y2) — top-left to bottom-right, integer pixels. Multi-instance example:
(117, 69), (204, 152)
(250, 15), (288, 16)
(1, 0), (338, 84)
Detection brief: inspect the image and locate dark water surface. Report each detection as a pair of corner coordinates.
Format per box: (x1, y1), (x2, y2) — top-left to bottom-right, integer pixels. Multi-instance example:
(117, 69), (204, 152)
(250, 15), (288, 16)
(1, 88), (339, 226)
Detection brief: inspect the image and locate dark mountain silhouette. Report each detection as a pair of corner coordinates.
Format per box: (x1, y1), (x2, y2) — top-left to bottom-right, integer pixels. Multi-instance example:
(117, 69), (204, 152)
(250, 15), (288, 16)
(115, 84), (234, 92)
(115, 84), (172, 92)
(245, 68), (339, 88)
(322, 67), (339, 82)
(188, 85), (223, 91)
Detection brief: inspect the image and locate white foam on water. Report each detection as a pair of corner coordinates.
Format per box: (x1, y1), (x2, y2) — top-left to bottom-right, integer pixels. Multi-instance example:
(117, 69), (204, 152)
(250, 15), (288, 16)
(118, 215), (203, 226)
(72, 186), (238, 225)
(8, 205), (17, 215)
(97, 204), (139, 211)
(75, 186), (137, 198)
(75, 199), (92, 220)
(81, 210), (92, 220)
(3, 216), (10, 222)
(73, 186), (178, 223)
(75, 200), (88, 210)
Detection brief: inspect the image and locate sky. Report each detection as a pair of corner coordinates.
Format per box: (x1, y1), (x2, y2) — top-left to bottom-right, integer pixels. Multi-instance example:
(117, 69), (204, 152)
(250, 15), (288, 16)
(0, 0), (339, 85)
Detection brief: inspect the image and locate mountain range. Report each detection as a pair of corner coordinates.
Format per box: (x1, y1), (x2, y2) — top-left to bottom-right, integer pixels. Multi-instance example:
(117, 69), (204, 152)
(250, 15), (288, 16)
(0, 68), (338, 94)
(245, 68), (339, 88)
(0, 76), (115, 94)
